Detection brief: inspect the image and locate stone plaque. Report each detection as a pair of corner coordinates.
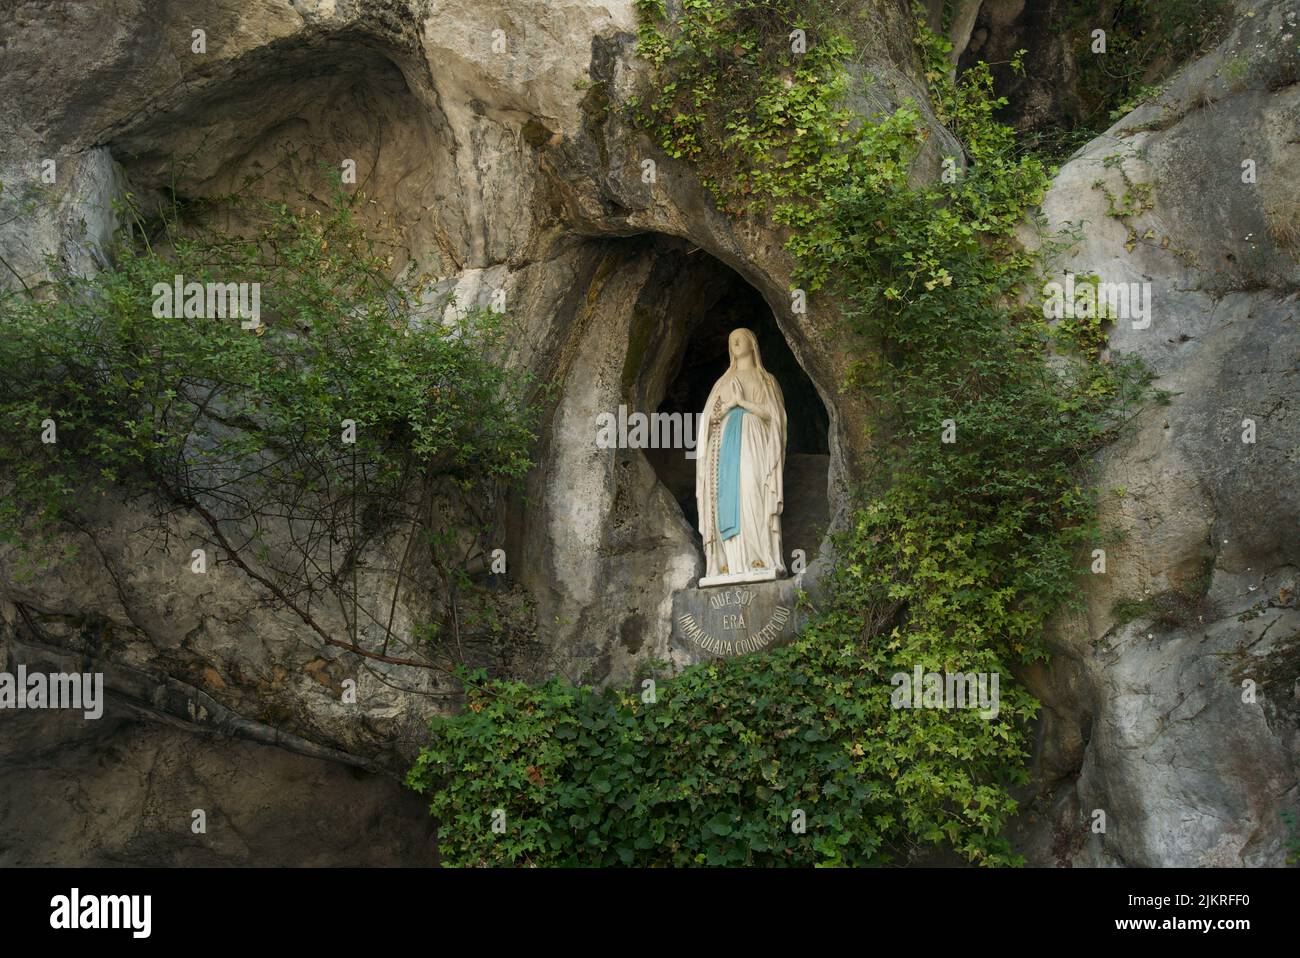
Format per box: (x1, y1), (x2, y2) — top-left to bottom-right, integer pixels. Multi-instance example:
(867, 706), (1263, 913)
(670, 577), (806, 663)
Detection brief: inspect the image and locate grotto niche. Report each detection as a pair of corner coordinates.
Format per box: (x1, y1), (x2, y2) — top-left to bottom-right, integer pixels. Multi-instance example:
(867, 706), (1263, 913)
(628, 250), (833, 665)
(517, 233), (841, 684)
(644, 259), (831, 574)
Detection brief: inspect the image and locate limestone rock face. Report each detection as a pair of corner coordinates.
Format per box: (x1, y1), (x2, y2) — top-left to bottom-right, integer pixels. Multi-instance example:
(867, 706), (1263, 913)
(0, 0), (1296, 867)
(0, 707), (435, 866)
(1012, 0), (1300, 867)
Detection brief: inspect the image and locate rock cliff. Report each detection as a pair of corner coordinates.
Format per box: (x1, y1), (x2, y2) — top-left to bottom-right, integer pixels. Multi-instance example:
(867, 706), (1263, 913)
(0, 0), (1295, 866)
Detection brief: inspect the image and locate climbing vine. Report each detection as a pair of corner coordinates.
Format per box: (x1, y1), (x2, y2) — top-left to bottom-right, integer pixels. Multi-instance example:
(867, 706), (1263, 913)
(408, 0), (1155, 865)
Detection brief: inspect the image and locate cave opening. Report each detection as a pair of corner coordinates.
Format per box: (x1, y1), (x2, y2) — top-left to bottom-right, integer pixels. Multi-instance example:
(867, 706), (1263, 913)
(640, 247), (831, 566)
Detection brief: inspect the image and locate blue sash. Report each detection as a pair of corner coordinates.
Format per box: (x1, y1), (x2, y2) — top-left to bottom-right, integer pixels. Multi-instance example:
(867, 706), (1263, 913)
(717, 407), (745, 541)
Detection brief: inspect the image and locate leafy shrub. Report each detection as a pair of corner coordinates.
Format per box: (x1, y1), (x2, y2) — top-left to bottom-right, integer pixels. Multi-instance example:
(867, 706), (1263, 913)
(0, 189), (535, 666)
(409, 606), (1039, 866)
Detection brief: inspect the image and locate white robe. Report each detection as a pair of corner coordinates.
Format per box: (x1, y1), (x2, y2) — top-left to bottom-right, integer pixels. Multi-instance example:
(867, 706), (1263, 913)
(696, 367), (786, 578)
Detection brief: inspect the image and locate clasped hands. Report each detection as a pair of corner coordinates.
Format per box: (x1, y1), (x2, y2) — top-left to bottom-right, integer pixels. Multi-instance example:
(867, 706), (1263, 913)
(711, 382), (769, 424)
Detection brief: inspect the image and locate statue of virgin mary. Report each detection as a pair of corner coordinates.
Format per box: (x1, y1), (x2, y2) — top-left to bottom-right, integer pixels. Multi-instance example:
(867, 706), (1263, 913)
(696, 327), (787, 586)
